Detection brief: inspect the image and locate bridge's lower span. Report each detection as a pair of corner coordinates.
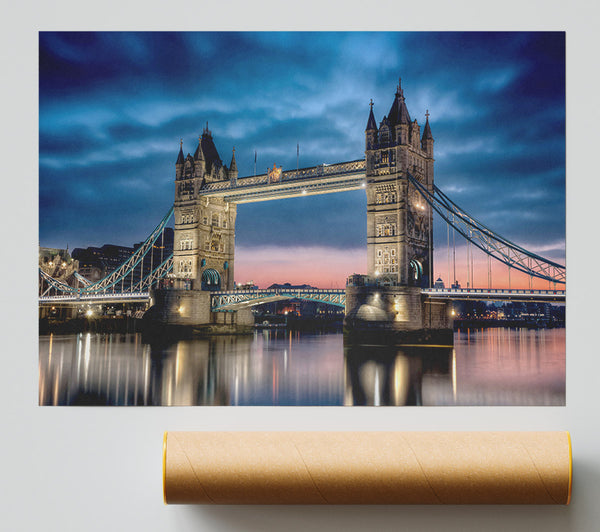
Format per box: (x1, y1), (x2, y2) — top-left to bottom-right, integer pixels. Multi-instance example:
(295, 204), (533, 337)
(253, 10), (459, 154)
(211, 288), (346, 311)
(422, 288), (565, 303)
(39, 292), (151, 305)
(38, 287), (566, 310)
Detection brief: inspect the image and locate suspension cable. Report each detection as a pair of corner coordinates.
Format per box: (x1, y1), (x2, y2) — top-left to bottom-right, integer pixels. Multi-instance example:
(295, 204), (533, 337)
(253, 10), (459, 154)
(407, 173), (565, 284)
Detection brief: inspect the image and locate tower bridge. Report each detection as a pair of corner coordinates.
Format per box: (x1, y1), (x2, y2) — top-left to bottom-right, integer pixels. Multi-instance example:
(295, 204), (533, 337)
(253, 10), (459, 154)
(40, 78), (565, 341)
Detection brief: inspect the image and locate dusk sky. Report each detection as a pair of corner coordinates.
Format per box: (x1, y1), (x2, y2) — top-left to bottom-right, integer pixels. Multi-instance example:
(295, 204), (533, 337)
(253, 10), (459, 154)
(39, 32), (565, 288)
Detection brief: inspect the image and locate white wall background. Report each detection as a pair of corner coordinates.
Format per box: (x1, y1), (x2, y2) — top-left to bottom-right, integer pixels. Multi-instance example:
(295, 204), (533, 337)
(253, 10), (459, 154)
(2, 2), (599, 530)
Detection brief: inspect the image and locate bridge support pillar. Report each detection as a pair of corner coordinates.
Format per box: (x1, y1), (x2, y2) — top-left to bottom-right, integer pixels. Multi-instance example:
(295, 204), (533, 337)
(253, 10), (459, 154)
(145, 288), (254, 334)
(344, 283), (453, 345)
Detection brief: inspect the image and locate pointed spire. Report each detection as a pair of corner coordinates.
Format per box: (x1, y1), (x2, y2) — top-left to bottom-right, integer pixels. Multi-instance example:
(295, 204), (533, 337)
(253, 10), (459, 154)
(366, 99), (377, 131)
(176, 138), (184, 164)
(398, 96), (411, 125)
(422, 109), (433, 140)
(194, 134), (203, 160)
(229, 147), (238, 172)
(388, 76), (411, 127)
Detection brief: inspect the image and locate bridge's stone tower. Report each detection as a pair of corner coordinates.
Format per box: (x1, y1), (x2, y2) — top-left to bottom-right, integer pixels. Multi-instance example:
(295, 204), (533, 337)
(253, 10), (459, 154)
(345, 80), (451, 344)
(365, 78), (434, 288)
(172, 125), (237, 291)
(147, 126), (253, 331)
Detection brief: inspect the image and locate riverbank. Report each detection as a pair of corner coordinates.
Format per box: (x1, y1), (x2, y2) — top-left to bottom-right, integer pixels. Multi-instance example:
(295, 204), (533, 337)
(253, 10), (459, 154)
(39, 316), (144, 335)
(40, 315), (565, 337)
(453, 318), (565, 329)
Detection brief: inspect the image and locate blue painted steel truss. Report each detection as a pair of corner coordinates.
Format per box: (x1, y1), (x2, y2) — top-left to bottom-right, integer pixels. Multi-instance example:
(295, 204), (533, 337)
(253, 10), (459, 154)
(39, 207), (174, 297)
(211, 288), (346, 311)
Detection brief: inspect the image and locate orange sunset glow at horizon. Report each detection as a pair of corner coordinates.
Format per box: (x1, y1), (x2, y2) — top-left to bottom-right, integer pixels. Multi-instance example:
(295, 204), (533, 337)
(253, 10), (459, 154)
(234, 244), (565, 291)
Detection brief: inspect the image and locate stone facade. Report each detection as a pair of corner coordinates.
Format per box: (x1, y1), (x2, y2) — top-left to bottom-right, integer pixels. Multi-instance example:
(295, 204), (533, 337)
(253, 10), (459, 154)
(345, 285), (424, 330)
(344, 282), (453, 344)
(365, 79), (434, 288)
(148, 288), (254, 332)
(345, 81), (452, 343)
(146, 126), (252, 332)
(172, 125), (238, 291)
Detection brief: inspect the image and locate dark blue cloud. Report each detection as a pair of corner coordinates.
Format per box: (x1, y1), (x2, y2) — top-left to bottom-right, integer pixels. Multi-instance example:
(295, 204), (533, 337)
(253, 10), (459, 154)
(39, 31), (565, 262)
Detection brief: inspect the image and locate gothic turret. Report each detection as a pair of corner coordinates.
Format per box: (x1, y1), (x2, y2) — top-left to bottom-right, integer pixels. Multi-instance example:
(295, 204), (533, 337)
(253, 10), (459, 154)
(366, 99), (377, 131)
(388, 80), (411, 124)
(229, 147), (238, 173)
(421, 110), (434, 157)
(387, 78), (411, 145)
(192, 134), (204, 178)
(175, 139), (184, 179)
(366, 108), (378, 152)
(229, 147), (238, 185)
(193, 134), (204, 161)
(199, 124), (223, 180)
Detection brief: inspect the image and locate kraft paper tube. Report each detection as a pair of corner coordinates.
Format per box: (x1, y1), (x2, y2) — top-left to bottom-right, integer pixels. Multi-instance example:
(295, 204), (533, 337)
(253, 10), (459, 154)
(163, 431), (572, 505)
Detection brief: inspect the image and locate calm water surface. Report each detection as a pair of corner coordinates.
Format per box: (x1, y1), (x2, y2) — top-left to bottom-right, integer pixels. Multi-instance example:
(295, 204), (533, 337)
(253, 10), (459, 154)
(38, 328), (565, 406)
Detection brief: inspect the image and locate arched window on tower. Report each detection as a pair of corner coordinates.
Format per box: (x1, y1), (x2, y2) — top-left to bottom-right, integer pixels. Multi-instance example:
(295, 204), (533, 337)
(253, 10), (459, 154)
(380, 125), (390, 145)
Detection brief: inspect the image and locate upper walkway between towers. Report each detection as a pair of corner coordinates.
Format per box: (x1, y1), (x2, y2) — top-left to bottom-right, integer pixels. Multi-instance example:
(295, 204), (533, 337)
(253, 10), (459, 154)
(198, 159), (366, 203)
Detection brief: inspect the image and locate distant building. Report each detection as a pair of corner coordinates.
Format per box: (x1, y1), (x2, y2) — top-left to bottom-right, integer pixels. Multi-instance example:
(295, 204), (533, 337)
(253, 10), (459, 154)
(433, 277), (445, 289)
(235, 281), (258, 290)
(71, 245), (133, 277)
(39, 247), (79, 290)
(39, 247), (73, 265)
(70, 227), (173, 285)
(268, 282), (315, 290)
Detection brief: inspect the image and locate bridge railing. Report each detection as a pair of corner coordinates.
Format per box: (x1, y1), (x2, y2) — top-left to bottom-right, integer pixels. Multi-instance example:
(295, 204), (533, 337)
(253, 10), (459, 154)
(422, 287), (565, 301)
(39, 291), (150, 303)
(200, 159), (366, 193)
(212, 288), (346, 295)
(423, 288), (565, 295)
(211, 288), (347, 310)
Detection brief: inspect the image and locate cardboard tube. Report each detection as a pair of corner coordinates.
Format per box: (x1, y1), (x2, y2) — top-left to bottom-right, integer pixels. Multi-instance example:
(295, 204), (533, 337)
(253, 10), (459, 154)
(163, 431), (572, 505)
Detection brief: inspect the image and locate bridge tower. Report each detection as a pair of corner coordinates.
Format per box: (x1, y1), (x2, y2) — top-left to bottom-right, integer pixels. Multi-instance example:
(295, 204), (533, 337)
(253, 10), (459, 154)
(146, 126), (253, 331)
(172, 125), (237, 291)
(346, 79), (451, 343)
(365, 78), (434, 288)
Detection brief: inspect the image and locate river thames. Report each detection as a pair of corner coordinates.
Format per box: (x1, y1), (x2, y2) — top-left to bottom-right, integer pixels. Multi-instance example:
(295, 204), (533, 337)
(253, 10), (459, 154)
(38, 328), (565, 406)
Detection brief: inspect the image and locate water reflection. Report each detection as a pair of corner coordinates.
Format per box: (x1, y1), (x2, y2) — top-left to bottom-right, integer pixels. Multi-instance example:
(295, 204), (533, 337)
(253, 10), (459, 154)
(344, 345), (452, 406)
(38, 328), (565, 406)
(39, 330), (345, 406)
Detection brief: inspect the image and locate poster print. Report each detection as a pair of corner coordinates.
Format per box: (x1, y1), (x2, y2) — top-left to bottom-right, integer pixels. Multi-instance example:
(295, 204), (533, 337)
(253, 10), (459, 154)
(38, 32), (565, 406)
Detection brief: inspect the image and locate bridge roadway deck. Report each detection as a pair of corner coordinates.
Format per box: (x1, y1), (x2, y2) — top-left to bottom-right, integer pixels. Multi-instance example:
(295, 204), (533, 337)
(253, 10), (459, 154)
(38, 287), (565, 308)
(422, 287), (565, 302)
(211, 288), (347, 311)
(39, 292), (150, 305)
(198, 159), (367, 203)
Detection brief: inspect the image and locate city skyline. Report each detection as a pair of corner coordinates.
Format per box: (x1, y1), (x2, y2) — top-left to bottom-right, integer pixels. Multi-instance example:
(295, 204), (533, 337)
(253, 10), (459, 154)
(39, 32), (565, 289)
